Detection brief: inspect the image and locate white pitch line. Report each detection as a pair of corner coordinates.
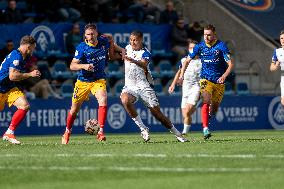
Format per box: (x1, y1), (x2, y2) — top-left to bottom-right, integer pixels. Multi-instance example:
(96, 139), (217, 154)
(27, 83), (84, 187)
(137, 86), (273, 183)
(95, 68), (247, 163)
(0, 166), (283, 173)
(0, 153), (284, 159)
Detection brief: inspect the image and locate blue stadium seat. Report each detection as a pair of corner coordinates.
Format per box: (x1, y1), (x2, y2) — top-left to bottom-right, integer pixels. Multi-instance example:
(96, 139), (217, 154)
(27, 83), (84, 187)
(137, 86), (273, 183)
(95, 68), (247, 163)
(153, 84), (164, 96)
(237, 82), (250, 95)
(159, 60), (175, 78)
(151, 41), (174, 59)
(52, 61), (72, 80)
(60, 83), (73, 98)
(224, 83), (234, 95)
(37, 61), (52, 80)
(114, 83), (124, 96)
(107, 61), (123, 79)
(148, 63), (159, 79)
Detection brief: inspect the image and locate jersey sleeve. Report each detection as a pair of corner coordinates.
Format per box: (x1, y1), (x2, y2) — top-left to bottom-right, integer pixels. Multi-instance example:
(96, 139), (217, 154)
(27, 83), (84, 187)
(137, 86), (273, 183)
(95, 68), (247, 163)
(9, 53), (22, 71)
(142, 50), (151, 61)
(188, 44), (199, 59)
(221, 43), (231, 62)
(74, 44), (84, 60)
(272, 49), (278, 62)
(99, 36), (110, 50)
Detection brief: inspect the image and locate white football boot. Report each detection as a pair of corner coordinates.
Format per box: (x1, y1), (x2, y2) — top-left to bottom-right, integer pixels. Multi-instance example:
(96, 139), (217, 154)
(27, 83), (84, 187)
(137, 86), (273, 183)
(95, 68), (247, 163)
(141, 128), (150, 142)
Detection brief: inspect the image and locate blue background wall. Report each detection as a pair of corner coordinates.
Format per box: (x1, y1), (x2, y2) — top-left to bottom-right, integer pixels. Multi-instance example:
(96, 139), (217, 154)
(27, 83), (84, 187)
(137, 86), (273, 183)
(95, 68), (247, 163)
(0, 95), (283, 136)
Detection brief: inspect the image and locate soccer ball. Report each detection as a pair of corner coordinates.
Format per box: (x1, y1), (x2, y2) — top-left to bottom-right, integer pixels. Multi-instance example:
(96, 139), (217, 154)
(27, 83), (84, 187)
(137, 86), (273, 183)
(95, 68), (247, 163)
(84, 119), (100, 135)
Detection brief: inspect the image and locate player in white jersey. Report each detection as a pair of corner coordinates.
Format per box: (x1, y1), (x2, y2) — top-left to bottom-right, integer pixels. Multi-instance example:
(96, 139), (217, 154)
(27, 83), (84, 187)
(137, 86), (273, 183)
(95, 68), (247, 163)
(168, 40), (201, 135)
(270, 30), (284, 105)
(120, 30), (187, 142)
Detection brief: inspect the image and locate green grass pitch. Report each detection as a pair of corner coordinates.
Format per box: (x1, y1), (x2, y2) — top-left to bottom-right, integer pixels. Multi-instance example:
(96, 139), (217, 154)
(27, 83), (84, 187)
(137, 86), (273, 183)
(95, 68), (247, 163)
(0, 130), (284, 189)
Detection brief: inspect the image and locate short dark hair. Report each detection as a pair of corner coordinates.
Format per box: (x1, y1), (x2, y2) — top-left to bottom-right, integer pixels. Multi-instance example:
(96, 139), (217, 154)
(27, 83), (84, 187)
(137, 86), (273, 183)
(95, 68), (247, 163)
(130, 30), (143, 39)
(84, 23), (97, 32)
(20, 35), (36, 45)
(280, 30), (284, 35)
(188, 39), (198, 45)
(204, 24), (216, 33)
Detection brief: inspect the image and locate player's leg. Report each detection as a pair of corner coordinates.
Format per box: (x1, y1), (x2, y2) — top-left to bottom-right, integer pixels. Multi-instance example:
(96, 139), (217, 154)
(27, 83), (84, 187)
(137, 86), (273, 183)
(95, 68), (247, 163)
(92, 79), (108, 141)
(148, 105), (187, 142)
(210, 83), (225, 117)
(61, 101), (83, 144)
(120, 88), (149, 141)
(200, 79), (213, 139)
(181, 87), (200, 135)
(140, 87), (186, 142)
(62, 80), (89, 144)
(281, 79), (284, 106)
(3, 88), (29, 144)
(181, 104), (195, 135)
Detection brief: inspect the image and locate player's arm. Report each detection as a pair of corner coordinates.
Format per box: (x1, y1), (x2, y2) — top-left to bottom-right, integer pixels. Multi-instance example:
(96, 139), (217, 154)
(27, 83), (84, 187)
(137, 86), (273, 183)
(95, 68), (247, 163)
(124, 56), (148, 70)
(179, 57), (192, 80)
(217, 59), (234, 84)
(9, 67), (41, 81)
(70, 58), (94, 71)
(270, 61), (280, 71)
(111, 43), (126, 60)
(270, 49), (280, 72)
(168, 69), (181, 94)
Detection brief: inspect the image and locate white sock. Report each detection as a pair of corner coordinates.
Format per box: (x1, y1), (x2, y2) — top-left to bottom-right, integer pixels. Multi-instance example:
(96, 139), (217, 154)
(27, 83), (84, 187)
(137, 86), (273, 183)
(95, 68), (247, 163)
(182, 124), (191, 134)
(203, 127), (209, 132)
(5, 128), (14, 134)
(132, 115), (147, 131)
(169, 125), (181, 136)
(99, 128), (104, 132)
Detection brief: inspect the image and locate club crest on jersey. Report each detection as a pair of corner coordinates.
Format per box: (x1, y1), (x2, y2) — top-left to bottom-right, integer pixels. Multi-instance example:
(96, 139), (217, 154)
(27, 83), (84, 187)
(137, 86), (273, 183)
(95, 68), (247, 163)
(13, 60), (19, 66)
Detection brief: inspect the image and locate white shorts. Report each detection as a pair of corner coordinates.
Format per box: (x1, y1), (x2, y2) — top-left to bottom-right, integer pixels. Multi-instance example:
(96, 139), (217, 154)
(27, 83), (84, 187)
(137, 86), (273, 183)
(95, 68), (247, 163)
(281, 76), (284, 97)
(181, 84), (200, 108)
(121, 85), (159, 108)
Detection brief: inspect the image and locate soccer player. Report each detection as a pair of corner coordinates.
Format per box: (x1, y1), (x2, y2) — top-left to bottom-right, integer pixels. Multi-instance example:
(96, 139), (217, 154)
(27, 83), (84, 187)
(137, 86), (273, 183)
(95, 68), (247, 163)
(120, 30), (187, 142)
(62, 23), (114, 144)
(179, 24), (234, 139)
(0, 36), (40, 144)
(168, 40), (201, 136)
(270, 30), (284, 105)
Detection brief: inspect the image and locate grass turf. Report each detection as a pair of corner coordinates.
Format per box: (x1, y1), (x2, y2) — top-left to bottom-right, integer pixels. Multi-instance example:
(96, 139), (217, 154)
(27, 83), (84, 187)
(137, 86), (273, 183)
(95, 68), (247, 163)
(0, 130), (284, 189)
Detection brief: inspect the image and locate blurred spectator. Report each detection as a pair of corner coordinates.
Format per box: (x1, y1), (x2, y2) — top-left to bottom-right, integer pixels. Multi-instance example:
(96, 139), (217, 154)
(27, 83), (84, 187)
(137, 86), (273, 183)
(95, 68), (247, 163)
(142, 0), (161, 24)
(65, 22), (82, 55)
(26, 0), (58, 22)
(57, 0), (81, 22)
(2, 0), (23, 23)
(0, 39), (14, 61)
(187, 21), (203, 42)
(159, 1), (178, 24)
(21, 56), (62, 99)
(170, 18), (189, 60)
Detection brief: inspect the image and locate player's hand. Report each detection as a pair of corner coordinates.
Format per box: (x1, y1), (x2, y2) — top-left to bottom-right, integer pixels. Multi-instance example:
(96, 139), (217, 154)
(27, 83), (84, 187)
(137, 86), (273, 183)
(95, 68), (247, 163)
(30, 70), (41, 78)
(168, 84), (175, 94)
(84, 64), (94, 72)
(217, 75), (226, 84)
(276, 61), (281, 67)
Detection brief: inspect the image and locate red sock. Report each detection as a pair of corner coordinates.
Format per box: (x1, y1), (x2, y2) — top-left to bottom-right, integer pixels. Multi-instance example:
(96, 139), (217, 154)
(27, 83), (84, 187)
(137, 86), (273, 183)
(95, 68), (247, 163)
(9, 109), (28, 131)
(98, 106), (107, 128)
(202, 103), (210, 128)
(66, 112), (76, 131)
